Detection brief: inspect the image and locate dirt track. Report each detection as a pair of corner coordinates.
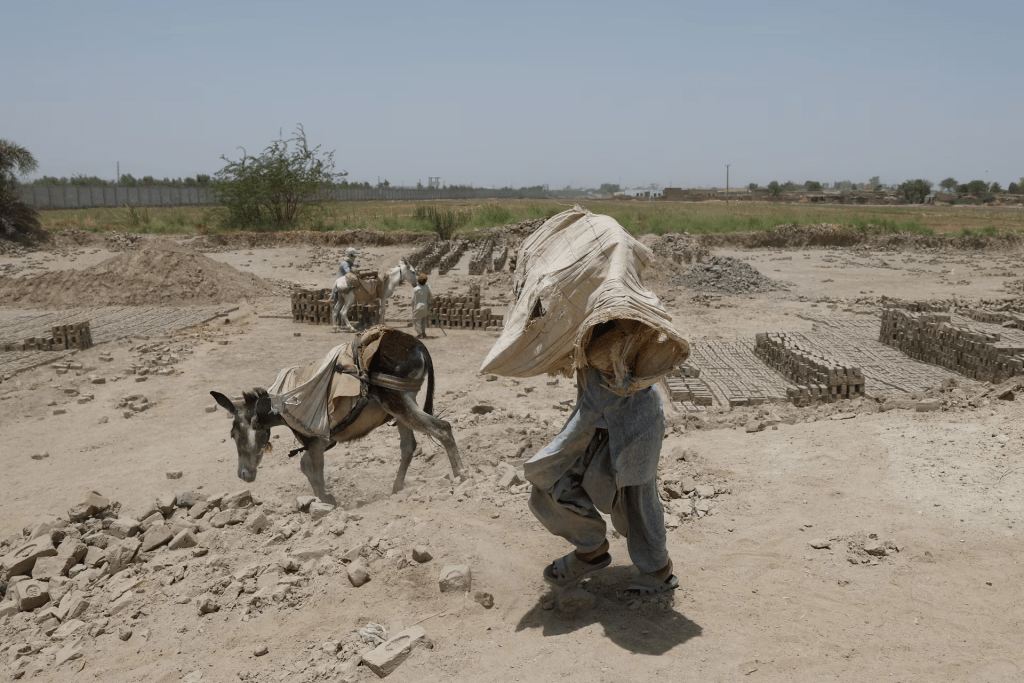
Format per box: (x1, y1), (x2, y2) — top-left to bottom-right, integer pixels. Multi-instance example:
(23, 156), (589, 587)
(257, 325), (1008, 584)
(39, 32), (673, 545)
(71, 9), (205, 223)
(1, 233), (1022, 683)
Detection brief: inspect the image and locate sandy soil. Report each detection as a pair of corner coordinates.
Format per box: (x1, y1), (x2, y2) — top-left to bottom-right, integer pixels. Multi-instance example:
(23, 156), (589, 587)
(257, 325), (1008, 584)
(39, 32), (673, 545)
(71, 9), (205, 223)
(1, 237), (1023, 683)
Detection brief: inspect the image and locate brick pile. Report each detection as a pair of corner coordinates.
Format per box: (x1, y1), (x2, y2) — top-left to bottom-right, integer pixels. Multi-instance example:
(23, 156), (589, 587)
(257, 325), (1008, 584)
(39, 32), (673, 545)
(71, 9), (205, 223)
(664, 365), (713, 412)
(406, 240), (467, 275)
(290, 288), (381, 328)
(755, 332), (865, 404)
(431, 284), (504, 331)
(961, 308), (1024, 328)
(879, 309), (1024, 383)
(1, 322), (92, 353)
(468, 239), (495, 275)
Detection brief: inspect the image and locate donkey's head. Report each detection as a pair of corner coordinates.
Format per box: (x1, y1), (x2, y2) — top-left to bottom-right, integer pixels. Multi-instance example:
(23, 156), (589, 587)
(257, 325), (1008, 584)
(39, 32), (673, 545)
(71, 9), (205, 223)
(210, 389), (275, 483)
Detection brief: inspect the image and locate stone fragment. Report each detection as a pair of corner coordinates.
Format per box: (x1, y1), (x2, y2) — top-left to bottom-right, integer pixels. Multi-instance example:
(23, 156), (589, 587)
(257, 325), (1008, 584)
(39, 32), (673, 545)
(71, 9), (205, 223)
(863, 539), (888, 556)
(253, 644), (269, 657)
(30, 452), (49, 460)
(168, 530), (197, 550)
(166, 471), (183, 480)
(745, 421), (764, 433)
(108, 590), (135, 616)
(118, 626), (133, 641)
(107, 517), (140, 539)
(295, 496), (316, 512)
(438, 564), (471, 593)
(57, 537), (88, 562)
(695, 484), (716, 499)
(809, 539), (831, 549)
(54, 639), (84, 667)
(64, 593), (90, 620)
(187, 502), (211, 522)
(83, 546), (106, 567)
(210, 508), (248, 528)
(471, 404), (495, 415)
(347, 559), (370, 587)
(292, 546), (334, 562)
(48, 576), (73, 604)
(12, 579), (49, 611)
(196, 593), (220, 615)
(156, 492), (177, 516)
(361, 626), (430, 678)
(474, 591), (495, 608)
(411, 546), (432, 563)
(1, 537), (57, 577)
(105, 537), (142, 576)
(141, 525), (174, 552)
(29, 554), (77, 581)
(915, 398), (942, 412)
(176, 491), (204, 508)
(309, 501), (335, 521)
(496, 463), (522, 489)
(245, 511), (269, 534)
(222, 489), (253, 509)
(53, 618), (87, 640)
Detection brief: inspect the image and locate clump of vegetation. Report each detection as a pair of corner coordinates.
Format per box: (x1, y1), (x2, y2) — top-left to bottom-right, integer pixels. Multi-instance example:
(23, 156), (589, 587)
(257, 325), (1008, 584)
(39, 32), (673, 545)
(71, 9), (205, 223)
(211, 124), (344, 230)
(898, 179), (934, 204)
(121, 203), (151, 228)
(413, 205), (473, 239)
(0, 139), (41, 238)
(477, 204), (513, 225)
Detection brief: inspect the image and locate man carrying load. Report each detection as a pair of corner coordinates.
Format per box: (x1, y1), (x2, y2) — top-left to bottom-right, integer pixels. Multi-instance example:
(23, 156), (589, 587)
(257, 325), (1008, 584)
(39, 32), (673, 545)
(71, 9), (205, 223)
(480, 206), (688, 598)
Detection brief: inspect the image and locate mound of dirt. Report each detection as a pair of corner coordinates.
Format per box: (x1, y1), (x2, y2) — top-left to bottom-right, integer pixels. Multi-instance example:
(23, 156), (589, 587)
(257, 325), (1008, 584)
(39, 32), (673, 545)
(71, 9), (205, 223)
(673, 255), (789, 294)
(0, 241), (284, 308)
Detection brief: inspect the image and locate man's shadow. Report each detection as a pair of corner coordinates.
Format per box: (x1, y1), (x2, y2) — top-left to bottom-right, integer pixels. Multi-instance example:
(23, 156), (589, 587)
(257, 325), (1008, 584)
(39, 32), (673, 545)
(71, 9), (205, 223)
(514, 566), (702, 656)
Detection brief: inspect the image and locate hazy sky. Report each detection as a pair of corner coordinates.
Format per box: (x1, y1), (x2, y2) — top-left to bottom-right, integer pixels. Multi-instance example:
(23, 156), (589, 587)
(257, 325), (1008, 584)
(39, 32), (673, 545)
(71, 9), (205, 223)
(5, 0), (1022, 189)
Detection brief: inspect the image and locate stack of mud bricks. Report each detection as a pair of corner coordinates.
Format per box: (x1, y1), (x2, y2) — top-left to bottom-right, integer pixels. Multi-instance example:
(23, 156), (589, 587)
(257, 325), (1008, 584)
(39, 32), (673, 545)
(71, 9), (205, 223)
(755, 332), (864, 405)
(962, 308), (1024, 329)
(1, 335), (61, 352)
(51, 322), (93, 351)
(437, 241), (467, 275)
(664, 365), (713, 412)
(880, 309), (1024, 383)
(291, 288), (332, 324)
(468, 239), (495, 275)
(432, 285), (503, 331)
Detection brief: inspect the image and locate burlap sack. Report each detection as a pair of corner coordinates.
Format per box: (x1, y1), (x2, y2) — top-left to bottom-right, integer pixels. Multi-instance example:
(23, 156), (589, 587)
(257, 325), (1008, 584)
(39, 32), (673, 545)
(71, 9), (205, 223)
(480, 207), (688, 393)
(268, 343), (363, 438)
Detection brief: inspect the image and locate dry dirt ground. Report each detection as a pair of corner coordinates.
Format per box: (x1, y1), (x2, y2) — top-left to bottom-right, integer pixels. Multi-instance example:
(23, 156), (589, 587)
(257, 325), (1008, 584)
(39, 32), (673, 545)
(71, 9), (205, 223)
(1, 236), (1023, 683)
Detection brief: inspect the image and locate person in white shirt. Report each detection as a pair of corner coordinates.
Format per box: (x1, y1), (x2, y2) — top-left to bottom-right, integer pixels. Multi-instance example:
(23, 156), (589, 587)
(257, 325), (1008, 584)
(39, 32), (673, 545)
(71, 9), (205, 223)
(411, 274), (431, 339)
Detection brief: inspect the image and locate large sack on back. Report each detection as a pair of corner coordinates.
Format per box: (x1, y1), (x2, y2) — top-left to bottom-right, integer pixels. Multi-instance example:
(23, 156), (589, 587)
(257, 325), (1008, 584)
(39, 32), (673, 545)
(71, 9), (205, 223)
(480, 206), (688, 394)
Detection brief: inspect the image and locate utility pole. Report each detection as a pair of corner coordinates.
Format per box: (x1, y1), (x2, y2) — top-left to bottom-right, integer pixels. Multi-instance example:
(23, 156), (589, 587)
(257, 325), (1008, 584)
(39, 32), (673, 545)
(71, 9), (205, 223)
(116, 161), (120, 184)
(725, 164), (731, 204)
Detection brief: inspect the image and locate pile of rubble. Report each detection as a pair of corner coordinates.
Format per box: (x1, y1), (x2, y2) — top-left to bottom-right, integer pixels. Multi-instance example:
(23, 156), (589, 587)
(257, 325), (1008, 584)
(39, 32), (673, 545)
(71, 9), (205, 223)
(673, 256), (789, 295)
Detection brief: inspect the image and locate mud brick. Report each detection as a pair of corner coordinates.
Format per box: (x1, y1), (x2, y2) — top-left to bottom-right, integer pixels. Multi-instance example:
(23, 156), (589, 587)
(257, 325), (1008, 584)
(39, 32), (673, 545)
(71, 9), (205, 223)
(2, 537), (57, 577)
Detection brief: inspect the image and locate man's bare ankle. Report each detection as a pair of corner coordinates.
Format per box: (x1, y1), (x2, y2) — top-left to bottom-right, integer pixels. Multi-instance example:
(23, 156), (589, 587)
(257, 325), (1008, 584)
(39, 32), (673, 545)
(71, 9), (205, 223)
(575, 539), (609, 563)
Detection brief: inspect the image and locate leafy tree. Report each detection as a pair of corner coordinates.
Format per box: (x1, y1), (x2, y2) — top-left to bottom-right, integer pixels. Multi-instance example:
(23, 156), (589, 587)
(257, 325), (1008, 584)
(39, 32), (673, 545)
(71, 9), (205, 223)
(767, 180), (782, 197)
(211, 124), (345, 229)
(965, 180), (989, 197)
(0, 139), (41, 238)
(868, 176), (881, 188)
(805, 180), (823, 192)
(990, 182), (1003, 193)
(939, 177), (958, 193)
(1009, 182), (1021, 194)
(781, 180), (797, 191)
(898, 179), (933, 203)
(598, 183), (621, 195)
(747, 182), (758, 191)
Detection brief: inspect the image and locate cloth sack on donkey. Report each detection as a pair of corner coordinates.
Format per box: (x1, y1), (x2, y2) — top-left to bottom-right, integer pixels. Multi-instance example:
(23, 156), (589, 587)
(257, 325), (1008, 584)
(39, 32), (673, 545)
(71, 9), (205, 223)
(268, 343), (362, 438)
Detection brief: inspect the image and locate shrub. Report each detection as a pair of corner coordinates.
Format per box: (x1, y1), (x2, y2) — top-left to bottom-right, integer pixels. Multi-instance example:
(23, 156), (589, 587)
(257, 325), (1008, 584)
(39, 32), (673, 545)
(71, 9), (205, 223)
(0, 139), (41, 238)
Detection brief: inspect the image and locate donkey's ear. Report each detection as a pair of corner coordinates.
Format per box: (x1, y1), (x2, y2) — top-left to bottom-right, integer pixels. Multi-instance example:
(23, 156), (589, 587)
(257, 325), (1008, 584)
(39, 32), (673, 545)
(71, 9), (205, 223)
(210, 391), (237, 415)
(255, 395), (272, 417)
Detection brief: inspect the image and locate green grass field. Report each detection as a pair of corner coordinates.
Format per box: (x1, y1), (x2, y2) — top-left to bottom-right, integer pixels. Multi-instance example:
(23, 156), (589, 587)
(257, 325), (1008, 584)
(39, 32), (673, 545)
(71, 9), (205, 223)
(34, 198), (1024, 238)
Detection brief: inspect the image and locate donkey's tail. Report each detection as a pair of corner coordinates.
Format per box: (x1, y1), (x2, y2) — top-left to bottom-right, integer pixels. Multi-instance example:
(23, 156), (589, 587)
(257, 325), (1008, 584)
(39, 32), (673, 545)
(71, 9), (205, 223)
(423, 344), (435, 416)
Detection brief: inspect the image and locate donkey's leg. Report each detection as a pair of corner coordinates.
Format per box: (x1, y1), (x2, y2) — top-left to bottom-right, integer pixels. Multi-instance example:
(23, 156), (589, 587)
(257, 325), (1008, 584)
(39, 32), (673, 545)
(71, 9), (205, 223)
(337, 292), (357, 332)
(392, 423), (418, 493)
(380, 391), (465, 481)
(299, 438), (337, 505)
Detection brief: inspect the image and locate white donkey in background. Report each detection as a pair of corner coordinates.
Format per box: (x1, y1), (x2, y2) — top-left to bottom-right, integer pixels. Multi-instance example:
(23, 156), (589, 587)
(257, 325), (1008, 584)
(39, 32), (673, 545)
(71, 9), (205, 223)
(331, 259), (418, 332)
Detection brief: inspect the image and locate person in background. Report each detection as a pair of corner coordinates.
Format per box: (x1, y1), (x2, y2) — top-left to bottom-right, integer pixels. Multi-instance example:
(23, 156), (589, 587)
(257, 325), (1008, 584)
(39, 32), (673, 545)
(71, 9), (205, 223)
(411, 273), (431, 339)
(337, 247), (358, 279)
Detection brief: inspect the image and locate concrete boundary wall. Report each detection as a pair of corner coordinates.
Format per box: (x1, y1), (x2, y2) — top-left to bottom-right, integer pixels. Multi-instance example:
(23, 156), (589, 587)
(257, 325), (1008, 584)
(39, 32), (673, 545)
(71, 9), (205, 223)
(16, 185), (585, 209)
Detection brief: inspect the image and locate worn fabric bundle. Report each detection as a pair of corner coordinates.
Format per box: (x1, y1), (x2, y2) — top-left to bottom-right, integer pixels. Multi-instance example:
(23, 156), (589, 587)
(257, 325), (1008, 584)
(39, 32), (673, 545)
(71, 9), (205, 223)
(481, 206), (688, 394)
(268, 343), (362, 438)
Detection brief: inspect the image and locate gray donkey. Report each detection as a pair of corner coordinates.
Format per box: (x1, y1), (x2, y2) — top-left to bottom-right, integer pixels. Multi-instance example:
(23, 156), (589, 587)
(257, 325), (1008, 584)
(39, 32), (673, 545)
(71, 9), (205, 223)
(210, 335), (464, 504)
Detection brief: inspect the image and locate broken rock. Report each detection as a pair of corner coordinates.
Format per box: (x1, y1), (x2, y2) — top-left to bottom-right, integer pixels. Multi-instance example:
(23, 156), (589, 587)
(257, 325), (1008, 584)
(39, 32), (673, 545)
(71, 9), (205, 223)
(347, 559), (370, 587)
(209, 508), (248, 528)
(12, 579), (49, 611)
(438, 564), (471, 593)
(361, 626), (431, 678)
(141, 525), (174, 552)
(1, 536), (57, 577)
(411, 546), (432, 563)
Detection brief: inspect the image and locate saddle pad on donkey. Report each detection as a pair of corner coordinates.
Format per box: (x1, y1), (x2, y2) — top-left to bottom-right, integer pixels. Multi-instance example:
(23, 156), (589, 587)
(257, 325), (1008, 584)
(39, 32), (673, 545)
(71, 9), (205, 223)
(268, 343), (362, 438)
